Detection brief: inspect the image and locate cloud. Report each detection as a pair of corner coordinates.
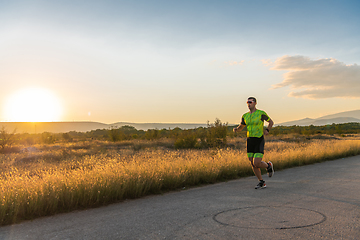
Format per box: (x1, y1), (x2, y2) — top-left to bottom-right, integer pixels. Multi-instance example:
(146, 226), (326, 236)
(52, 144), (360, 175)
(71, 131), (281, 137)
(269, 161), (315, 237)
(261, 59), (272, 67)
(209, 60), (246, 68)
(268, 55), (360, 99)
(224, 60), (245, 66)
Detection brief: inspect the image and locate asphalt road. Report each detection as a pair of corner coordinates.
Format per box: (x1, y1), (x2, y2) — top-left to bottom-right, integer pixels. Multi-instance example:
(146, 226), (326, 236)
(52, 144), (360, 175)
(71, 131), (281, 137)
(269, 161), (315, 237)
(1, 156), (359, 240)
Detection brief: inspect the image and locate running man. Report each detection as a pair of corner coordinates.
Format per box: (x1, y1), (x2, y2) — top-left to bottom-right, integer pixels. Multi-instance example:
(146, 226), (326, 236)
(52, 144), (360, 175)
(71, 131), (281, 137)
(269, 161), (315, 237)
(233, 97), (274, 189)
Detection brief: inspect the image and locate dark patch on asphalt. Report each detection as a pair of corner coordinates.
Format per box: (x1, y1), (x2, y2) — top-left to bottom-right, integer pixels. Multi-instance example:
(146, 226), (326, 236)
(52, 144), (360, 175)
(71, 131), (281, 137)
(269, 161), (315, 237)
(213, 206), (327, 230)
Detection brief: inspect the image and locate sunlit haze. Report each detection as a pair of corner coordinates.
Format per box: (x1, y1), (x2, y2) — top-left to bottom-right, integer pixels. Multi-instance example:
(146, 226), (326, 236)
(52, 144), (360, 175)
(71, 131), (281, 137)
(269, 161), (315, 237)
(1, 1), (359, 124)
(4, 88), (62, 122)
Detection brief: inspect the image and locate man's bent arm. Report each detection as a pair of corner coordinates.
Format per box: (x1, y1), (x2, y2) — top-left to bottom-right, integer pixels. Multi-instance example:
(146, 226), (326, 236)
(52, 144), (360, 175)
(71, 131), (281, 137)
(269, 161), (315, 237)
(267, 119), (274, 131)
(233, 124), (246, 132)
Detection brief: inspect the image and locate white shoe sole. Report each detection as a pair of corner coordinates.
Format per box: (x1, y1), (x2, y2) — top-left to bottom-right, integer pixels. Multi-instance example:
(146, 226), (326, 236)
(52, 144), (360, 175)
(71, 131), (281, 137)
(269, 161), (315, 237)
(267, 162), (274, 177)
(255, 184), (267, 189)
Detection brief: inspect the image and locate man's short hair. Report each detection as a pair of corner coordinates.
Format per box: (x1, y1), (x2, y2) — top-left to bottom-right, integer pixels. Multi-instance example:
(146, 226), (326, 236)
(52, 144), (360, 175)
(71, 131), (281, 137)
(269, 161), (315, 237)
(248, 97), (257, 103)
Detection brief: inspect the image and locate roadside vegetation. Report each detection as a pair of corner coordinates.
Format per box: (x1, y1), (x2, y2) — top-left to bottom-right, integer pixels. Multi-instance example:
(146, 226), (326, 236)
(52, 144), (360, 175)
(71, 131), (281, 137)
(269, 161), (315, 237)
(1, 120), (360, 225)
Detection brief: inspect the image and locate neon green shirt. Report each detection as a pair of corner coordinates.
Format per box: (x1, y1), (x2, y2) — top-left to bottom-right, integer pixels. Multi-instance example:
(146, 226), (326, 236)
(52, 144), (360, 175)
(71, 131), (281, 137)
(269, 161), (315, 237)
(241, 109), (270, 138)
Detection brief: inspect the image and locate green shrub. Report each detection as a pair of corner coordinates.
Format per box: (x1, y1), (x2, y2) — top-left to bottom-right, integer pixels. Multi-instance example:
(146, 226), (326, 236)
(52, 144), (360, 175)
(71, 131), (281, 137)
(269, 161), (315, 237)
(203, 119), (228, 148)
(62, 133), (73, 142)
(107, 128), (125, 142)
(41, 132), (56, 144)
(174, 130), (198, 149)
(144, 129), (160, 140)
(0, 127), (16, 153)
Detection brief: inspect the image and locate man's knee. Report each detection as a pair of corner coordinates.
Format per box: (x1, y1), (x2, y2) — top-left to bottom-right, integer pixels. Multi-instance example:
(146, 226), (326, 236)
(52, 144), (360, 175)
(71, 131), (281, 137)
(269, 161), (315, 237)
(253, 162), (262, 168)
(250, 161), (256, 168)
(247, 157), (256, 168)
(253, 158), (263, 168)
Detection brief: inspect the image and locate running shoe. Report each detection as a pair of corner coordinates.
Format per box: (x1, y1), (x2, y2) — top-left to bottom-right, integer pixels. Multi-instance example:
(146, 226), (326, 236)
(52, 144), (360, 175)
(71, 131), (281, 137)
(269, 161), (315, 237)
(255, 181), (266, 189)
(267, 161), (274, 177)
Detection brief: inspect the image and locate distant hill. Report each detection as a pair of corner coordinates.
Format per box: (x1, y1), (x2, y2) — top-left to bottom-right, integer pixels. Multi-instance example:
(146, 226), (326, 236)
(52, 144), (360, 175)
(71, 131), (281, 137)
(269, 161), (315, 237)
(276, 118), (316, 126)
(277, 109), (360, 126)
(0, 121), (208, 134)
(316, 109), (360, 120)
(2, 109), (359, 133)
(110, 122), (208, 131)
(311, 117), (360, 126)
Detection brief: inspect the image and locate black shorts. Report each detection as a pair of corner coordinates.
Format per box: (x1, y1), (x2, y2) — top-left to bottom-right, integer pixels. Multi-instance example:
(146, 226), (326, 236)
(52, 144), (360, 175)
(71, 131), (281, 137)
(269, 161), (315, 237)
(247, 136), (265, 158)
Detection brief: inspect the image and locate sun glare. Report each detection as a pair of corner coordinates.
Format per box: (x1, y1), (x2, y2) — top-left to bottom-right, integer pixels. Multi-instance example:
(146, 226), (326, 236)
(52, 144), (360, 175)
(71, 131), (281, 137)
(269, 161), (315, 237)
(4, 88), (62, 122)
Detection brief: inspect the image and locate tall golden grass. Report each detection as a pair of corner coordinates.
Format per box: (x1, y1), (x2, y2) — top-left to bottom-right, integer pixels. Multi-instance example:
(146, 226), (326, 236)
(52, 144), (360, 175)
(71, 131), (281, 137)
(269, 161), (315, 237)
(1, 138), (360, 225)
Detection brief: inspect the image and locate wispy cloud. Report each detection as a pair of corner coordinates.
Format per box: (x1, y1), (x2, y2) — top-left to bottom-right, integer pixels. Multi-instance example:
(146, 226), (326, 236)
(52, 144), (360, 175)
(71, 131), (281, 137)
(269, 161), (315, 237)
(208, 60), (246, 67)
(261, 59), (272, 67)
(267, 55), (360, 99)
(224, 60), (245, 66)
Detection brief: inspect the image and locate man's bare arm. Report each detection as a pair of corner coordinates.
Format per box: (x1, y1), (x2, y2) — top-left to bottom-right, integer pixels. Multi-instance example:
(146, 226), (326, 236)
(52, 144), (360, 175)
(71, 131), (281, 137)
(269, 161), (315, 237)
(267, 119), (274, 131)
(264, 119), (274, 135)
(233, 124), (246, 133)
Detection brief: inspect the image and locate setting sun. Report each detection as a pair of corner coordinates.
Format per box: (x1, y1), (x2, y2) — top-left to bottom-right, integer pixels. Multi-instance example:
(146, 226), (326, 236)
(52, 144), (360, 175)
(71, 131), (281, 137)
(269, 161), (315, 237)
(4, 88), (62, 122)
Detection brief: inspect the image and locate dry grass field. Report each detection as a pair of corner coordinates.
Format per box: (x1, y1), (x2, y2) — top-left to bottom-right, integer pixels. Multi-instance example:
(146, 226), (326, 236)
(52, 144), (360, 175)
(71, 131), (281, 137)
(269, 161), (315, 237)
(1, 135), (360, 225)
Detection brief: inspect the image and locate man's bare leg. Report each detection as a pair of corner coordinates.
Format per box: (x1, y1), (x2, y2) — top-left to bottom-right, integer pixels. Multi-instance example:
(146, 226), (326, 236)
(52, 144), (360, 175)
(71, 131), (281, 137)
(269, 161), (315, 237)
(249, 157), (268, 181)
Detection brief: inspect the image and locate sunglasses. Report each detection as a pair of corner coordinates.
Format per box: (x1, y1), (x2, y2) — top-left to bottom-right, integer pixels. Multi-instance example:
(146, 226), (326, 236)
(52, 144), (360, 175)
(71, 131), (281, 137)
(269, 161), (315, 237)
(247, 101), (254, 104)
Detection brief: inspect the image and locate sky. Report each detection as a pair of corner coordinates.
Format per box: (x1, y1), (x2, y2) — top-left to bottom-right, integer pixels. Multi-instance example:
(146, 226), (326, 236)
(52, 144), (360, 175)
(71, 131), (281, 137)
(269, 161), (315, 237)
(1, 0), (359, 125)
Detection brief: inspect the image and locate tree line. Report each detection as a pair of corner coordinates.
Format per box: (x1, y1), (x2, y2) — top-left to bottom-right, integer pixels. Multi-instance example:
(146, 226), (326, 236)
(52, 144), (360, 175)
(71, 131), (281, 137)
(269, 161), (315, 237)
(270, 123), (360, 136)
(1, 121), (360, 153)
